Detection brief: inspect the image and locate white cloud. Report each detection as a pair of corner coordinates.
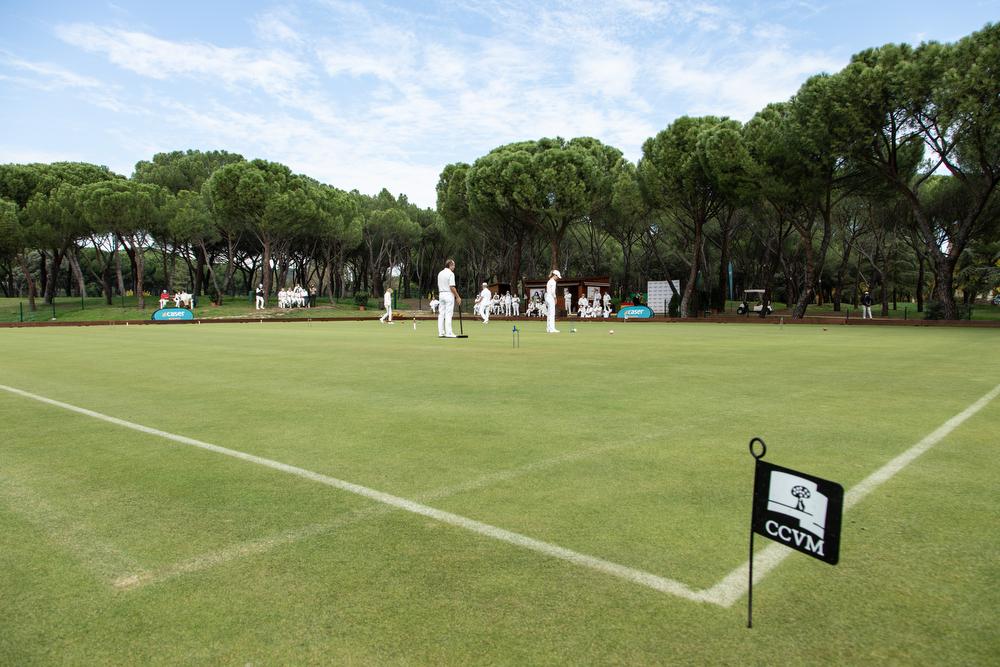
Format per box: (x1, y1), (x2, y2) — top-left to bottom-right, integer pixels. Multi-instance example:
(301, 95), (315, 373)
(30, 2), (853, 206)
(253, 9), (303, 44)
(573, 48), (638, 98)
(0, 55), (102, 90)
(654, 47), (844, 120)
(55, 23), (311, 96)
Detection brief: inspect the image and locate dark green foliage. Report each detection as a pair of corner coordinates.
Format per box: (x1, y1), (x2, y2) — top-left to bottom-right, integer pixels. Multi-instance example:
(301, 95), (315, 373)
(924, 301), (973, 320)
(668, 293), (680, 317)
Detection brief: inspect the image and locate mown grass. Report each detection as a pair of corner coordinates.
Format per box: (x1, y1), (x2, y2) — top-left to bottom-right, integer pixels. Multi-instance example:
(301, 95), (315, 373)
(0, 320), (997, 664)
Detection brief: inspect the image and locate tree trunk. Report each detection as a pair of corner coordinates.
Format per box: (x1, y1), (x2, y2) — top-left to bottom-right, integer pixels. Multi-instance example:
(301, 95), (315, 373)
(933, 255), (958, 319)
(511, 235), (524, 294)
(549, 235), (560, 272)
(114, 238), (125, 297)
(715, 237), (730, 312)
(261, 238), (272, 300)
(17, 253), (37, 311)
(67, 249), (87, 298)
(102, 268), (113, 305)
(133, 239), (146, 310)
(200, 240), (222, 304)
(123, 244), (138, 294)
(325, 259), (337, 303)
(44, 248), (64, 304)
(161, 245), (172, 291)
(621, 243), (633, 298)
(915, 255), (925, 312)
(880, 251), (890, 317)
(39, 252), (47, 303)
(679, 223), (702, 318)
(791, 244), (815, 319)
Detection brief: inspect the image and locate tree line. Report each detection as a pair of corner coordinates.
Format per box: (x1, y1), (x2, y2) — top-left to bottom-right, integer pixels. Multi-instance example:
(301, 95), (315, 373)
(1, 24), (997, 318)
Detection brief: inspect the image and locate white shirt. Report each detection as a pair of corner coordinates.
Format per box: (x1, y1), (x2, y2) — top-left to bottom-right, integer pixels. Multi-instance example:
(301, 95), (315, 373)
(546, 278), (557, 299)
(384, 291), (392, 307)
(479, 287), (492, 303)
(437, 267), (456, 294)
(603, 292), (611, 306)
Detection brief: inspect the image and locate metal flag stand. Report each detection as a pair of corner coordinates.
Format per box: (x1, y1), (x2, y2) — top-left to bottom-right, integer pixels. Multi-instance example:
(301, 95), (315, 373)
(512, 325), (520, 348)
(747, 436), (767, 629)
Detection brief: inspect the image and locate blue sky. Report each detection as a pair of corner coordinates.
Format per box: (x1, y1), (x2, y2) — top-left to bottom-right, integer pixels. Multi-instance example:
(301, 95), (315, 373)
(1, 0), (996, 207)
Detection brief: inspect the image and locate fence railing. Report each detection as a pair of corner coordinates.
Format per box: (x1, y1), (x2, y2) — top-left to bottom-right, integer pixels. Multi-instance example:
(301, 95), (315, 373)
(0, 297), (88, 323)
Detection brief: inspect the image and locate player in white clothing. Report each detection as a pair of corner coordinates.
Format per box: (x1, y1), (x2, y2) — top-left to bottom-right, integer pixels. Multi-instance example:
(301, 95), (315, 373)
(437, 259), (461, 337)
(545, 269), (561, 333)
(379, 287), (393, 323)
(476, 283), (493, 323)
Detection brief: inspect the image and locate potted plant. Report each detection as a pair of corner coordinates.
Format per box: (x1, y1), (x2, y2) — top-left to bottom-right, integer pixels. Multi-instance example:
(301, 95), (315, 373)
(353, 291), (370, 311)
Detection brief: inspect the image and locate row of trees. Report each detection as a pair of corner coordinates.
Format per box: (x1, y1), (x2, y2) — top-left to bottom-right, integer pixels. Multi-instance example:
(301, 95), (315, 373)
(437, 24), (1000, 319)
(1, 24), (997, 317)
(0, 153), (438, 311)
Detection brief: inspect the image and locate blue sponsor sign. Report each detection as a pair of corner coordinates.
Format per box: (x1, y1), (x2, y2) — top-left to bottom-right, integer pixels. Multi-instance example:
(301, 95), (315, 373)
(616, 305), (654, 319)
(152, 308), (194, 321)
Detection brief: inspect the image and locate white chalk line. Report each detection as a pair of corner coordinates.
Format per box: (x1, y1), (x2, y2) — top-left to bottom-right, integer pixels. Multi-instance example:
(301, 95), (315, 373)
(2, 382), (996, 606)
(0, 384), (708, 602)
(114, 436), (649, 590)
(0, 471), (146, 584)
(701, 381), (1000, 608)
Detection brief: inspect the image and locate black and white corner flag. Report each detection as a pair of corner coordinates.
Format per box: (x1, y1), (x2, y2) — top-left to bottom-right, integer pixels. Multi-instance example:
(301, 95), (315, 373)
(751, 460), (844, 565)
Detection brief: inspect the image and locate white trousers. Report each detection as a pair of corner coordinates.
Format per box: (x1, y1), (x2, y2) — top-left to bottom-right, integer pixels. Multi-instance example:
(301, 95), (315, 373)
(862, 305), (872, 319)
(545, 294), (557, 332)
(481, 303), (490, 323)
(255, 296), (264, 309)
(438, 293), (455, 336)
(380, 305), (392, 322)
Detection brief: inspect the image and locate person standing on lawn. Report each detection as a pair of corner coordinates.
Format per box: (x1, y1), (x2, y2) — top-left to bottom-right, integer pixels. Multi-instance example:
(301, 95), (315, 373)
(380, 287), (393, 323)
(546, 269), (561, 333)
(476, 283), (492, 323)
(437, 259), (461, 338)
(861, 290), (874, 319)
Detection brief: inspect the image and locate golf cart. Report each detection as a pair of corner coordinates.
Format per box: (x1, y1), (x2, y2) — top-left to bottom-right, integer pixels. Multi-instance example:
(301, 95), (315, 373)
(737, 289), (773, 316)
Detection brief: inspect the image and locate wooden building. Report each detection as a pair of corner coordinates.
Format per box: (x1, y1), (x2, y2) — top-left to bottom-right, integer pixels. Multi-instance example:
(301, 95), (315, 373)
(521, 276), (610, 315)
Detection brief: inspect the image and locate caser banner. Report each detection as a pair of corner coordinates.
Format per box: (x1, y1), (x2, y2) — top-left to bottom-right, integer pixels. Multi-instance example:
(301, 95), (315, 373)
(616, 305), (654, 319)
(152, 308), (194, 321)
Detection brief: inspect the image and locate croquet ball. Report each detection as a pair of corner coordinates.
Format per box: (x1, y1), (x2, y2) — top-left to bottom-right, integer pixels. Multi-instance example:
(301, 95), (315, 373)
(571, 327), (577, 333)
(609, 329), (615, 335)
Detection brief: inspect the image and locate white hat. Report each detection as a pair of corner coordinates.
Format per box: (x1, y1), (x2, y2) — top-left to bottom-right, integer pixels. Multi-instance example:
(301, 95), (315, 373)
(552, 270), (562, 279)
(482, 282), (488, 286)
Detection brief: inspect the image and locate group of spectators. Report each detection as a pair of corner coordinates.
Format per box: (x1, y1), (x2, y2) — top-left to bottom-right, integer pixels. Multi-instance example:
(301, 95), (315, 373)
(277, 284), (317, 309)
(473, 288), (521, 321)
(159, 289), (193, 309)
(568, 291), (613, 319)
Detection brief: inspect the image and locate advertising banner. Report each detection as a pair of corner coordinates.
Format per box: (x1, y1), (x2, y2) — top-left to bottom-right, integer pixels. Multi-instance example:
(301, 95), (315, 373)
(616, 305), (654, 319)
(152, 308), (194, 321)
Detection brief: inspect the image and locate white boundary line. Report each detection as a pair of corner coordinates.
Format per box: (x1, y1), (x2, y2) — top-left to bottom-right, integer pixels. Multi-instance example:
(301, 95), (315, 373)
(2, 382), (997, 606)
(0, 384), (709, 603)
(0, 471), (146, 583)
(115, 437), (647, 590)
(701, 381), (1000, 607)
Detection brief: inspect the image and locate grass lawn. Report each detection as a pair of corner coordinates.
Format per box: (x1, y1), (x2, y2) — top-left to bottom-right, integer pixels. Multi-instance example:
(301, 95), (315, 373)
(1, 320), (997, 664)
